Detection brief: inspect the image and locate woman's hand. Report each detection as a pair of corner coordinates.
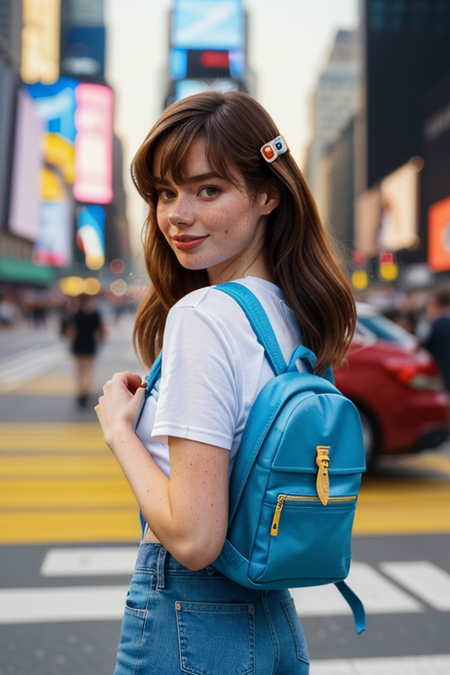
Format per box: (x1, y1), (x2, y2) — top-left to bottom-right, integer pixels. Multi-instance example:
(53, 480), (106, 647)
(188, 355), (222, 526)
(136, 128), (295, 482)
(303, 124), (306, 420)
(95, 372), (146, 449)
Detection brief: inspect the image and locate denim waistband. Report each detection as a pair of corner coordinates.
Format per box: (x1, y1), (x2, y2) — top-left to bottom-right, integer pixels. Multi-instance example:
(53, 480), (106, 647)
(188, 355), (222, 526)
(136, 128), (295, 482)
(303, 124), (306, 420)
(135, 542), (223, 587)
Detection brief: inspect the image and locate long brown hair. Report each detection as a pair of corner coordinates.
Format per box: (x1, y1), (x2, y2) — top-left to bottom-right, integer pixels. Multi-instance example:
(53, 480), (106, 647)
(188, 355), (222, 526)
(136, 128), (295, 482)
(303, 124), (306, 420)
(132, 91), (356, 375)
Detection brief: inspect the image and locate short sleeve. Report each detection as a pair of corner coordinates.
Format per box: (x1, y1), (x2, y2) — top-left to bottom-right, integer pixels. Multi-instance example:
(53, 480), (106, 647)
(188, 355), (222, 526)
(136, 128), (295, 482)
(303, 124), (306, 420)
(151, 304), (241, 450)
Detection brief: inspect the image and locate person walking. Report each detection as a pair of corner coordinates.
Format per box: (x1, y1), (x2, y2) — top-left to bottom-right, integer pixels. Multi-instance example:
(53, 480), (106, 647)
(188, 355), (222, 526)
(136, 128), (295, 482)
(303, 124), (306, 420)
(95, 91), (356, 674)
(68, 294), (106, 407)
(421, 285), (450, 392)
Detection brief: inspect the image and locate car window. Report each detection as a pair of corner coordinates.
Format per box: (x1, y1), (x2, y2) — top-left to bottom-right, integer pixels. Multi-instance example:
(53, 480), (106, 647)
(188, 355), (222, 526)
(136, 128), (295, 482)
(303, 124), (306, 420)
(357, 314), (417, 349)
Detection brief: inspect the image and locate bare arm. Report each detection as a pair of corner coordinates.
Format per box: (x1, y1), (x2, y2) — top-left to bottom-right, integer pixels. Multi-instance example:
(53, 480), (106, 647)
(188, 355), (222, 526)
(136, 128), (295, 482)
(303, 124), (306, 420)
(95, 372), (229, 569)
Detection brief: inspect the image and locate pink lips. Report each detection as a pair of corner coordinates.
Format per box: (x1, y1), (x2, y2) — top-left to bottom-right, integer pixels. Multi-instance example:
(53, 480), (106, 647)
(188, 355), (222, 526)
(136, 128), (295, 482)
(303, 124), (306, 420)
(172, 236), (208, 251)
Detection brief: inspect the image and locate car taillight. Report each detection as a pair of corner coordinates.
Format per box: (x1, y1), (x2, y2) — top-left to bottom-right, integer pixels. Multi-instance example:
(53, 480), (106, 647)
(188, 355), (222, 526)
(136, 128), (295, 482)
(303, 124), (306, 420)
(382, 357), (445, 390)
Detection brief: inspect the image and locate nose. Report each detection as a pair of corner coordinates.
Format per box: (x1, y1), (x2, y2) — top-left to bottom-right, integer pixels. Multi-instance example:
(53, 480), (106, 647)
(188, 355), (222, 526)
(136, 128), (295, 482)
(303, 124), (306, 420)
(168, 193), (195, 227)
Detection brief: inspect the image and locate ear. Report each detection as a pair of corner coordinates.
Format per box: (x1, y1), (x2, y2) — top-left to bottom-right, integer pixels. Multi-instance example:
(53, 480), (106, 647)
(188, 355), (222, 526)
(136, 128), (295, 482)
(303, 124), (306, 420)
(258, 181), (280, 215)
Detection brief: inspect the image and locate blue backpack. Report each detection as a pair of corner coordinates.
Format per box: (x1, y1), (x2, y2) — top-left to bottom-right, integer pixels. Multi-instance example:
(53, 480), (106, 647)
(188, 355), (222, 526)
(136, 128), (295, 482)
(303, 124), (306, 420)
(141, 282), (366, 634)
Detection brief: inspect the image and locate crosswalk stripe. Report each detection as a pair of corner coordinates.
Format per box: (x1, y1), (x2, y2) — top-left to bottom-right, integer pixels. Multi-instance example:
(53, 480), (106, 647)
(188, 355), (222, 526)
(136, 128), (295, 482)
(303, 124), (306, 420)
(310, 655), (450, 675)
(0, 586), (129, 624)
(380, 561), (450, 611)
(40, 547), (139, 576)
(0, 423), (108, 452)
(0, 455), (122, 478)
(292, 562), (423, 617)
(0, 510), (141, 544)
(0, 479), (136, 508)
(1, 552), (449, 624)
(0, 345), (67, 391)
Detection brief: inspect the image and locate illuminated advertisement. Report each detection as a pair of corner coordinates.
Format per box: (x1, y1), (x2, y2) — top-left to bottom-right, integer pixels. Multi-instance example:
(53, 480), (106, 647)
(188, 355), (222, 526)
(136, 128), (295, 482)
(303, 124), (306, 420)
(61, 26), (106, 78)
(428, 196), (450, 272)
(76, 205), (105, 270)
(28, 78), (78, 142)
(34, 199), (73, 267)
(21, 0), (61, 85)
(355, 159), (421, 257)
(172, 0), (243, 49)
(8, 88), (43, 241)
(170, 0), (244, 81)
(74, 84), (114, 204)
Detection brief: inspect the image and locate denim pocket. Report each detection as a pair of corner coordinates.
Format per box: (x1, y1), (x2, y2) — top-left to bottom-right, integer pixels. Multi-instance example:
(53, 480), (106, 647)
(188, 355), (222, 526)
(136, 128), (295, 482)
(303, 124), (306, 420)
(281, 597), (309, 665)
(124, 571), (152, 619)
(175, 601), (255, 675)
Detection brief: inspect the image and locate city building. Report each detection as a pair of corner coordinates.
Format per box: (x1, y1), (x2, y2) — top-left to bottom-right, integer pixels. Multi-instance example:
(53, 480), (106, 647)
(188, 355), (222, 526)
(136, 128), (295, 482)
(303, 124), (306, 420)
(304, 29), (360, 204)
(355, 0), (450, 278)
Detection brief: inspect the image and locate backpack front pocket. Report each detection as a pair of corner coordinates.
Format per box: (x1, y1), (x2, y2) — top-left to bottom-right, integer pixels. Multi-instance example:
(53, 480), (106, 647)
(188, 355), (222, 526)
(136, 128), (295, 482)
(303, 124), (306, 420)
(248, 494), (357, 586)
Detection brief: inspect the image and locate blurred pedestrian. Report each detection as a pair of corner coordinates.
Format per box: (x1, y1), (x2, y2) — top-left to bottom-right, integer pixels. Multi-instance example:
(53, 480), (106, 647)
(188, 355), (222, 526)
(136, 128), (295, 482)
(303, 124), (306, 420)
(67, 294), (107, 407)
(421, 286), (450, 392)
(95, 91), (357, 674)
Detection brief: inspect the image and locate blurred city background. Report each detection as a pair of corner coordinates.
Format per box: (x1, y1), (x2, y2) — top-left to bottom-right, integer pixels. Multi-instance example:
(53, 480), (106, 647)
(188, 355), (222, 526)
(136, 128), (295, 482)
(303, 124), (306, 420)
(1, 1), (450, 674)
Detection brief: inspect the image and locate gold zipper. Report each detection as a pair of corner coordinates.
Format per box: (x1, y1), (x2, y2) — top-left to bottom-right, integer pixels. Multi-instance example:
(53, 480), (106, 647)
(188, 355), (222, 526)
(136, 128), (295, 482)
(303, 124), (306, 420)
(270, 494), (357, 537)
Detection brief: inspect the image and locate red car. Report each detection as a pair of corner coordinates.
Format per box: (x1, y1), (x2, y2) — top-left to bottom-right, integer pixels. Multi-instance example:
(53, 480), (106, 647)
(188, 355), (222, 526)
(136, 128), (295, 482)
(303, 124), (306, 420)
(334, 303), (450, 468)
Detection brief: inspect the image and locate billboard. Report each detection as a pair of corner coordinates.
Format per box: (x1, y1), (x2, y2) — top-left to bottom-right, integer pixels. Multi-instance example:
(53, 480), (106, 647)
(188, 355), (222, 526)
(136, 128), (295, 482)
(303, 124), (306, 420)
(172, 0), (243, 49)
(8, 88), (43, 241)
(74, 83), (114, 204)
(355, 159), (421, 258)
(76, 205), (105, 270)
(21, 0), (61, 85)
(170, 0), (245, 81)
(60, 26), (106, 78)
(428, 196), (450, 272)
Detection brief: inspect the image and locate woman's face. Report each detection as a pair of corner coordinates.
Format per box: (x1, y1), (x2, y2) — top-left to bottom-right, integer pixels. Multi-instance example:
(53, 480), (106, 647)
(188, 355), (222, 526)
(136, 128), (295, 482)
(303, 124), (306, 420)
(153, 136), (279, 285)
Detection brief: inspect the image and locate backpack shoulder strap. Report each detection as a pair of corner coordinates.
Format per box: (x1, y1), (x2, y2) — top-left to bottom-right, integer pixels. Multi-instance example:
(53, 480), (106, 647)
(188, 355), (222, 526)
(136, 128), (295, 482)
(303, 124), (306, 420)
(216, 282), (287, 376)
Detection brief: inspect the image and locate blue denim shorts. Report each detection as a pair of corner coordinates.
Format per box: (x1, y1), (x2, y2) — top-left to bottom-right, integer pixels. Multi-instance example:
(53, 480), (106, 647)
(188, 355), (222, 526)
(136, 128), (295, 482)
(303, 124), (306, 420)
(113, 542), (309, 675)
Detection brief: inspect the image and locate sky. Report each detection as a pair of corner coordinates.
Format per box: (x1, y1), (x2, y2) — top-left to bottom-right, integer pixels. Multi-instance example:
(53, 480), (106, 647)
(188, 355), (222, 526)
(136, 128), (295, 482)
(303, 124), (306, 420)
(104, 0), (359, 249)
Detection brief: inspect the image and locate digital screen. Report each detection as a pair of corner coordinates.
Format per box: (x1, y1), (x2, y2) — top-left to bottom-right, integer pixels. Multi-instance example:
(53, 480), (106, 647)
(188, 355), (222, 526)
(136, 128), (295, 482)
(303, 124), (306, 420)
(76, 205), (105, 270)
(73, 83), (114, 204)
(355, 160), (420, 257)
(28, 78), (78, 143)
(8, 88), (43, 242)
(172, 0), (243, 49)
(34, 198), (73, 267)
(428, 196), (450, 272)
(21, 0), (61, 85)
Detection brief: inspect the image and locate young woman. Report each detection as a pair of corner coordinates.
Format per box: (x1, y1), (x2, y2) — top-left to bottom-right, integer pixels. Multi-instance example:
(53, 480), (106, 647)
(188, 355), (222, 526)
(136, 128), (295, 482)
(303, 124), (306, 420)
(95, 91), (356, 675)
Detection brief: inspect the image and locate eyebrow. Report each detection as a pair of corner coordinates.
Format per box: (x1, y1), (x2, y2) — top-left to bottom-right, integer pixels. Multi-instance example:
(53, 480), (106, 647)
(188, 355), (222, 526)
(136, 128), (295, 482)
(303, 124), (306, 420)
(153, 172), (225, 186)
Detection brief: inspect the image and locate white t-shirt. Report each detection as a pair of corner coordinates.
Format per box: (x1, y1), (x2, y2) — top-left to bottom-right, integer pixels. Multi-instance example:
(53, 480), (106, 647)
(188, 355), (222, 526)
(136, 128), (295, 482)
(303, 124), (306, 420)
(136, 276), (302, 477)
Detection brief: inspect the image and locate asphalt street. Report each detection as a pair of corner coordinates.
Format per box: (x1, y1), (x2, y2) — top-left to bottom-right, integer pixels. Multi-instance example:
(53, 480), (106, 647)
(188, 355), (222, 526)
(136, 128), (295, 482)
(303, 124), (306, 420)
(1, 313), (450, 675)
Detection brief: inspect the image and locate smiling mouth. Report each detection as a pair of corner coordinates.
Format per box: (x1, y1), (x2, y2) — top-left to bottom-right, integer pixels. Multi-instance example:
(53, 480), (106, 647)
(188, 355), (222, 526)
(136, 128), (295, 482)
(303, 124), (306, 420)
(172, 235), (208, 251)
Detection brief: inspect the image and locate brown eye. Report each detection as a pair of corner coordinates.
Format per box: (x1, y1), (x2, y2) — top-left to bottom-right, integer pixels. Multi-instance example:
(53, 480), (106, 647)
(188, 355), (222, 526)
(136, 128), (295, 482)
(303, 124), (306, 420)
(200, 186), (219, 198)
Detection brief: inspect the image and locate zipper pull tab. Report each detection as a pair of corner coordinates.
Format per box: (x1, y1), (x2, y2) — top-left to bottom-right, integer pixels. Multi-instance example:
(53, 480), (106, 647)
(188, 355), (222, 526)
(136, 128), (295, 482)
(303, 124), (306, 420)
(316, 446), (330, 506)
(271, 495), (286, 537)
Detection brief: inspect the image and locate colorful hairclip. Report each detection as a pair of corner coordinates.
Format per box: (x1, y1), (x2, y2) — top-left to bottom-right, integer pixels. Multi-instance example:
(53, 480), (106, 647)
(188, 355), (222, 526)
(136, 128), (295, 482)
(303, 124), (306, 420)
(260, 135), (288, 163)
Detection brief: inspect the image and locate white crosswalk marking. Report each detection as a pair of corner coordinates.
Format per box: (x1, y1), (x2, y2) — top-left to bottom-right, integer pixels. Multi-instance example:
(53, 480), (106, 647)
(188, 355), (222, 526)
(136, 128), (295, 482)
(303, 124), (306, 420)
(380, 561), (450, 611)
(1, 553), (448, 625)
(310, 655), (450, 675)
(0, 344), (67, 390)
(292, 562), (423, 617)
(0, 586), (129, 624)
(40, 547), (139, 576)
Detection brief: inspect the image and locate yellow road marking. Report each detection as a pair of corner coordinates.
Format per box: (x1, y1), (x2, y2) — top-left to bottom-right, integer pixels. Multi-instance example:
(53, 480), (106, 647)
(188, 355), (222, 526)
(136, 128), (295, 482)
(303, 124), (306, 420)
(0, 510), (141, 544)
(0, 422), (449, 543)
(0, 423), (107, 452)
(0, 455), (123, 478)
(0, 375), (76, 396)
(0, 479), (136, 509)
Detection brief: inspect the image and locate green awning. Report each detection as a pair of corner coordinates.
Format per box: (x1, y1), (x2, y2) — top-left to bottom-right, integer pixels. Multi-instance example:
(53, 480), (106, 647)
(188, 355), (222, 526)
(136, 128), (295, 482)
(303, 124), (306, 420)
(0, 257), (59, 285)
